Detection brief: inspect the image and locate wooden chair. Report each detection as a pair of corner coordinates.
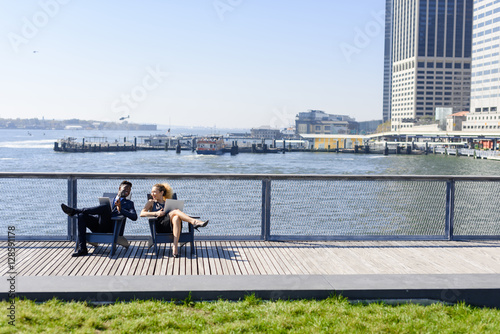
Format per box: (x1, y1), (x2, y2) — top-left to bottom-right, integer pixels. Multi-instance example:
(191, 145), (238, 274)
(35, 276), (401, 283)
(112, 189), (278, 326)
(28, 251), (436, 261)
(85, 192), (129, 257)
(147, 193), (197, 257)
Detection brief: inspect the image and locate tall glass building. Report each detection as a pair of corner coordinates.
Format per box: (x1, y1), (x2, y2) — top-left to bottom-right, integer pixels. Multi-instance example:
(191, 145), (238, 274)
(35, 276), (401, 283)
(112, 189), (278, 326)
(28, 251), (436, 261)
(383, 0), (393, 123)
(462, 0), (500, 132)
(389, 0), (473, 131)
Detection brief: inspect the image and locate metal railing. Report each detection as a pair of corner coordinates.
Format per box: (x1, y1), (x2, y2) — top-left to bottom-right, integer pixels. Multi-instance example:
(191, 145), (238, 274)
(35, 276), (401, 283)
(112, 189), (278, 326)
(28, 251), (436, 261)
(1, 172), (500, 241)
(435, 147), (500, 158)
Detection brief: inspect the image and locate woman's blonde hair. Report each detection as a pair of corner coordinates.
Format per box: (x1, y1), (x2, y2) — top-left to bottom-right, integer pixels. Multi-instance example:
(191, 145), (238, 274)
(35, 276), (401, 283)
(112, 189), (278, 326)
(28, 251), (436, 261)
(153, 183), (173, 200)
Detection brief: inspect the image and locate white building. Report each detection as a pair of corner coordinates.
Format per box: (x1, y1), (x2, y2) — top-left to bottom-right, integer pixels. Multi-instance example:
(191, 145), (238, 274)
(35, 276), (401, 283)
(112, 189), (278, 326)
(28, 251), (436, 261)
(446, 111), (468, 131)
(389, 0), (473, 131)
(462, 0), (500, 132)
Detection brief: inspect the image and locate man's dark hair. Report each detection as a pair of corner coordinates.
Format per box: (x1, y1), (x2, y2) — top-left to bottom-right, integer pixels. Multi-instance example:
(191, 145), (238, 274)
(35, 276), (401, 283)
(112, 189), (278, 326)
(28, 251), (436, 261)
(120, 180), (132, 188)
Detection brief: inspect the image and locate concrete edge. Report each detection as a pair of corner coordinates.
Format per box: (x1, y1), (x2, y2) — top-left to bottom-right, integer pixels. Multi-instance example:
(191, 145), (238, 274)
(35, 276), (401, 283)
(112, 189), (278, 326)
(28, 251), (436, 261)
(2, 274), (500, 308)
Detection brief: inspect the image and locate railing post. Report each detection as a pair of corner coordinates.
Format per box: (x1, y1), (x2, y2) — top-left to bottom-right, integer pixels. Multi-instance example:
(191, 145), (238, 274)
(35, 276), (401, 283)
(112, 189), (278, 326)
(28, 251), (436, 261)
(445, 179), (455, 241)
(261, 179), (271, 241)
(67, 177), (77, 241)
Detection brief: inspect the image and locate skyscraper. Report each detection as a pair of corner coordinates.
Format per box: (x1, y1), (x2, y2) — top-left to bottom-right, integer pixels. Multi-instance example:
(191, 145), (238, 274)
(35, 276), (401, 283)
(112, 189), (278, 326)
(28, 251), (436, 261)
(389, 0), (473, 131)
(461, 0), (500, 132)
(383, 0), (393, 123)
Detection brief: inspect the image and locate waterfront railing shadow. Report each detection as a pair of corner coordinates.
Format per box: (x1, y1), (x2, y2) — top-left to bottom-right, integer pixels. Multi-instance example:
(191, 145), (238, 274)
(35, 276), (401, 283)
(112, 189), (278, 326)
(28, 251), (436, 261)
(1, 173), (500, 242)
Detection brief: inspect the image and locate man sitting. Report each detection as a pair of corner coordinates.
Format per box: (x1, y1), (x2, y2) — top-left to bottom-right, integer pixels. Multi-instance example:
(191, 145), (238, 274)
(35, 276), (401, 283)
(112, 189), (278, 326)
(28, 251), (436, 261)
(61, 180), (138, 257)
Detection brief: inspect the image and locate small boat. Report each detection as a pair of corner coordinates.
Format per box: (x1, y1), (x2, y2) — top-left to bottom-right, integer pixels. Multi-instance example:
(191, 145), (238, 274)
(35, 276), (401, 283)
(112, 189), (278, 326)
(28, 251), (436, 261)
(196, 135), (224, 155)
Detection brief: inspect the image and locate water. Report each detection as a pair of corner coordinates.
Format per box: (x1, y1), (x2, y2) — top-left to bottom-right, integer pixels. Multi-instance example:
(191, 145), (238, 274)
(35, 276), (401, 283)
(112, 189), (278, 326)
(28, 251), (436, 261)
(2, 129), (500, 175)
(2, 129), (500, 238)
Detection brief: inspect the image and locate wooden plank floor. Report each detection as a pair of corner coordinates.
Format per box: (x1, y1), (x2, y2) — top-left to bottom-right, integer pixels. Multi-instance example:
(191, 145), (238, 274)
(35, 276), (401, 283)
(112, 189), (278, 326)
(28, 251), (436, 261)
(1, 240), (500, 276)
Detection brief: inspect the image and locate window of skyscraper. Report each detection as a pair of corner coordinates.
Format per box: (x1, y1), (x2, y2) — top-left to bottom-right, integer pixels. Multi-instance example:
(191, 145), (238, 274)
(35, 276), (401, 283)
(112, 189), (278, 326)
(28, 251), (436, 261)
(447, 0), (455, 56)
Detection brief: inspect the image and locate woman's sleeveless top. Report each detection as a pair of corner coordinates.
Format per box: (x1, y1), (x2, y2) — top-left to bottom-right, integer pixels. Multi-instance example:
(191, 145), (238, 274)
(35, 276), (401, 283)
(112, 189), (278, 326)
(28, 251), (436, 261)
(152, 201), (164, 212)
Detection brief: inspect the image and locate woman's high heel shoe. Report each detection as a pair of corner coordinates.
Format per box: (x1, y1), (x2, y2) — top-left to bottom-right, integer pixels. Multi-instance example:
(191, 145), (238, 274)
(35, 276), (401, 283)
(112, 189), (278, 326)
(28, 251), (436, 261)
(193, 220), (209, 231)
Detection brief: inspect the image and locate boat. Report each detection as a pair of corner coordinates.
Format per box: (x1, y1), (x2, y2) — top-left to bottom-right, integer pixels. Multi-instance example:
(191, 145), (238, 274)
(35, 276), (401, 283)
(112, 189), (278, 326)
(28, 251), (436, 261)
(196, 135), (225, 155)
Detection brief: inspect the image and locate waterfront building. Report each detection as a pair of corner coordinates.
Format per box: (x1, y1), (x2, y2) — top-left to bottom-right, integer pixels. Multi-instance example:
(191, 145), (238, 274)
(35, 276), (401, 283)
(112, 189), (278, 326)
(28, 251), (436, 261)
(461, 111), (500, 131)
(295, 110), (358, 135)
(250, 126), (282, 140)
(223, 135), (261, 148)
(446, 111), (468, 131)
(299, 134), (364, 150)
(225, 132), (251, 138)
(462, 0), (500, 132)
(389, 0), (473, 131)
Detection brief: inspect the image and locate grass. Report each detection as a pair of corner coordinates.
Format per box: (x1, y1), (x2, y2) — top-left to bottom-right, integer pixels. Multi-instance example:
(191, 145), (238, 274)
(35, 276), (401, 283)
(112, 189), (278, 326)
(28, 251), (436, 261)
(1, 295), (499, 333)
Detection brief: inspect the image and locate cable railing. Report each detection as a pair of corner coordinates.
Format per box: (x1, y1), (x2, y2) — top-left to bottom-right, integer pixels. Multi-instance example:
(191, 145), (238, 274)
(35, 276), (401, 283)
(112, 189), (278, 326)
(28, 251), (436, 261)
(1, 172), (500, 241)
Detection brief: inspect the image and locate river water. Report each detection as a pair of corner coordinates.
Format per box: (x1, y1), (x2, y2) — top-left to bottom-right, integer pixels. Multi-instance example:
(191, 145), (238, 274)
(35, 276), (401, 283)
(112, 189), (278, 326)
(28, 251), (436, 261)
(2, 129), (500, 175)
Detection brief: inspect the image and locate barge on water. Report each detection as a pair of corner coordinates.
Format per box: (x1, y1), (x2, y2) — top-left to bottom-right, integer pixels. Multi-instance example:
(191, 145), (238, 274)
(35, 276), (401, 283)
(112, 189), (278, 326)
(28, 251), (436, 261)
(53, 137), (138, 152)
(53, 135), (194, 153)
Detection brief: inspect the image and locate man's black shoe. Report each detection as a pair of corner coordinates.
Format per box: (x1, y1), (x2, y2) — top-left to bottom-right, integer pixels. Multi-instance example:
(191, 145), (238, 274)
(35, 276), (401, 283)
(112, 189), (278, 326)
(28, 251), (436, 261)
(71, 248), (88, 257)
(61, 204), (79, 216)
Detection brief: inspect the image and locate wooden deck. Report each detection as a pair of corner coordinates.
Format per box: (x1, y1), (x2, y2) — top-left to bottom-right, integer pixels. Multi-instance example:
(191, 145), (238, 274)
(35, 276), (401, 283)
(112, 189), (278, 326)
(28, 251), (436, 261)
(2, 240), (500, 277)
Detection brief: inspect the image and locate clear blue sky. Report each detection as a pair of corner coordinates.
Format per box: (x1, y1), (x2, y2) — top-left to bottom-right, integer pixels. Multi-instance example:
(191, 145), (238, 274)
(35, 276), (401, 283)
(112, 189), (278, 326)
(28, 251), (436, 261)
(0, 0), (385, 128)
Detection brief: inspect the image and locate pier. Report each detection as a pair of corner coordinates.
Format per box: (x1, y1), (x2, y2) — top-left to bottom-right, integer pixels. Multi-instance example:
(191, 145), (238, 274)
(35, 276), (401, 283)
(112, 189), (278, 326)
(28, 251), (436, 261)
(52, 131), (500, 160)
(2, 173), (500, 307)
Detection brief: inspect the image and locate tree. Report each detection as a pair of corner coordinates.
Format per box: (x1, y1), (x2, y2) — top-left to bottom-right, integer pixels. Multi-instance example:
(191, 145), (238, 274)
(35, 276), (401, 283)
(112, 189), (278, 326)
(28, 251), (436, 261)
(376, 121), (391, 133)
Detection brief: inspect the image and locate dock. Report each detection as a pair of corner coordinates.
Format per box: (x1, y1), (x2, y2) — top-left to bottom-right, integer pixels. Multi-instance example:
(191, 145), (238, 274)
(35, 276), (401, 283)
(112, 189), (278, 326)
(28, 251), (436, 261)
(2, 172), (500, 307)
(3, 240), (500, 307)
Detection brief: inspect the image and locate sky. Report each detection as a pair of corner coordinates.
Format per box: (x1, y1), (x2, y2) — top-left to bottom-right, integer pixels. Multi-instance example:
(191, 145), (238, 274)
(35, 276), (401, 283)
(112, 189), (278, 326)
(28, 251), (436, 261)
(0, 0), (385, 129)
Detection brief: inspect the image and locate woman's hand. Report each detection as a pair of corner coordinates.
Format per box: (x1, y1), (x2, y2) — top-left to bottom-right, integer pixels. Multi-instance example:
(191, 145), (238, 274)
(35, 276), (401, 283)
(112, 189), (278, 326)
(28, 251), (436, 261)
(156, 209), (166, 217)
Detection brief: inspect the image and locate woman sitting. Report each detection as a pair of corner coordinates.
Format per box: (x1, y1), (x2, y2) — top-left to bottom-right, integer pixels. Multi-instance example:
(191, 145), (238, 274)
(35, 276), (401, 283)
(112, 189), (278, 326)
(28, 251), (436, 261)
(140, 183), (208, 257)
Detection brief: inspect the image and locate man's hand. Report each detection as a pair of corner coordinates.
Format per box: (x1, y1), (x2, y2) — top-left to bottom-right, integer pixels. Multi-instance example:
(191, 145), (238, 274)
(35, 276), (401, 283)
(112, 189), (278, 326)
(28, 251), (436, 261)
(115, 197), (122, 212)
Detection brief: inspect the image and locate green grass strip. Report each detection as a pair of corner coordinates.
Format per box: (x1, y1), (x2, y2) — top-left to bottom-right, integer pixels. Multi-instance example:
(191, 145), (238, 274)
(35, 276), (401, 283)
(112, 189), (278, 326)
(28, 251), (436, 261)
(1, 295), (499, 333)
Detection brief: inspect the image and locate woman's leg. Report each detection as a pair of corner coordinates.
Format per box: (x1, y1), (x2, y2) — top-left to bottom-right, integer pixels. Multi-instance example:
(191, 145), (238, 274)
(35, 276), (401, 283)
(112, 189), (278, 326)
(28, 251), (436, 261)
(171, 215), (182, 255)
(169, 209), (204, 226)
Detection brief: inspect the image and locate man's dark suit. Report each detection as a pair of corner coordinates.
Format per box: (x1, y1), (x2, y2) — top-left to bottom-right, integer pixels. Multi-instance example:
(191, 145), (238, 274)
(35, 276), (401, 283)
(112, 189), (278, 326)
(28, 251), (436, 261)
(76, 197), (138, 248)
